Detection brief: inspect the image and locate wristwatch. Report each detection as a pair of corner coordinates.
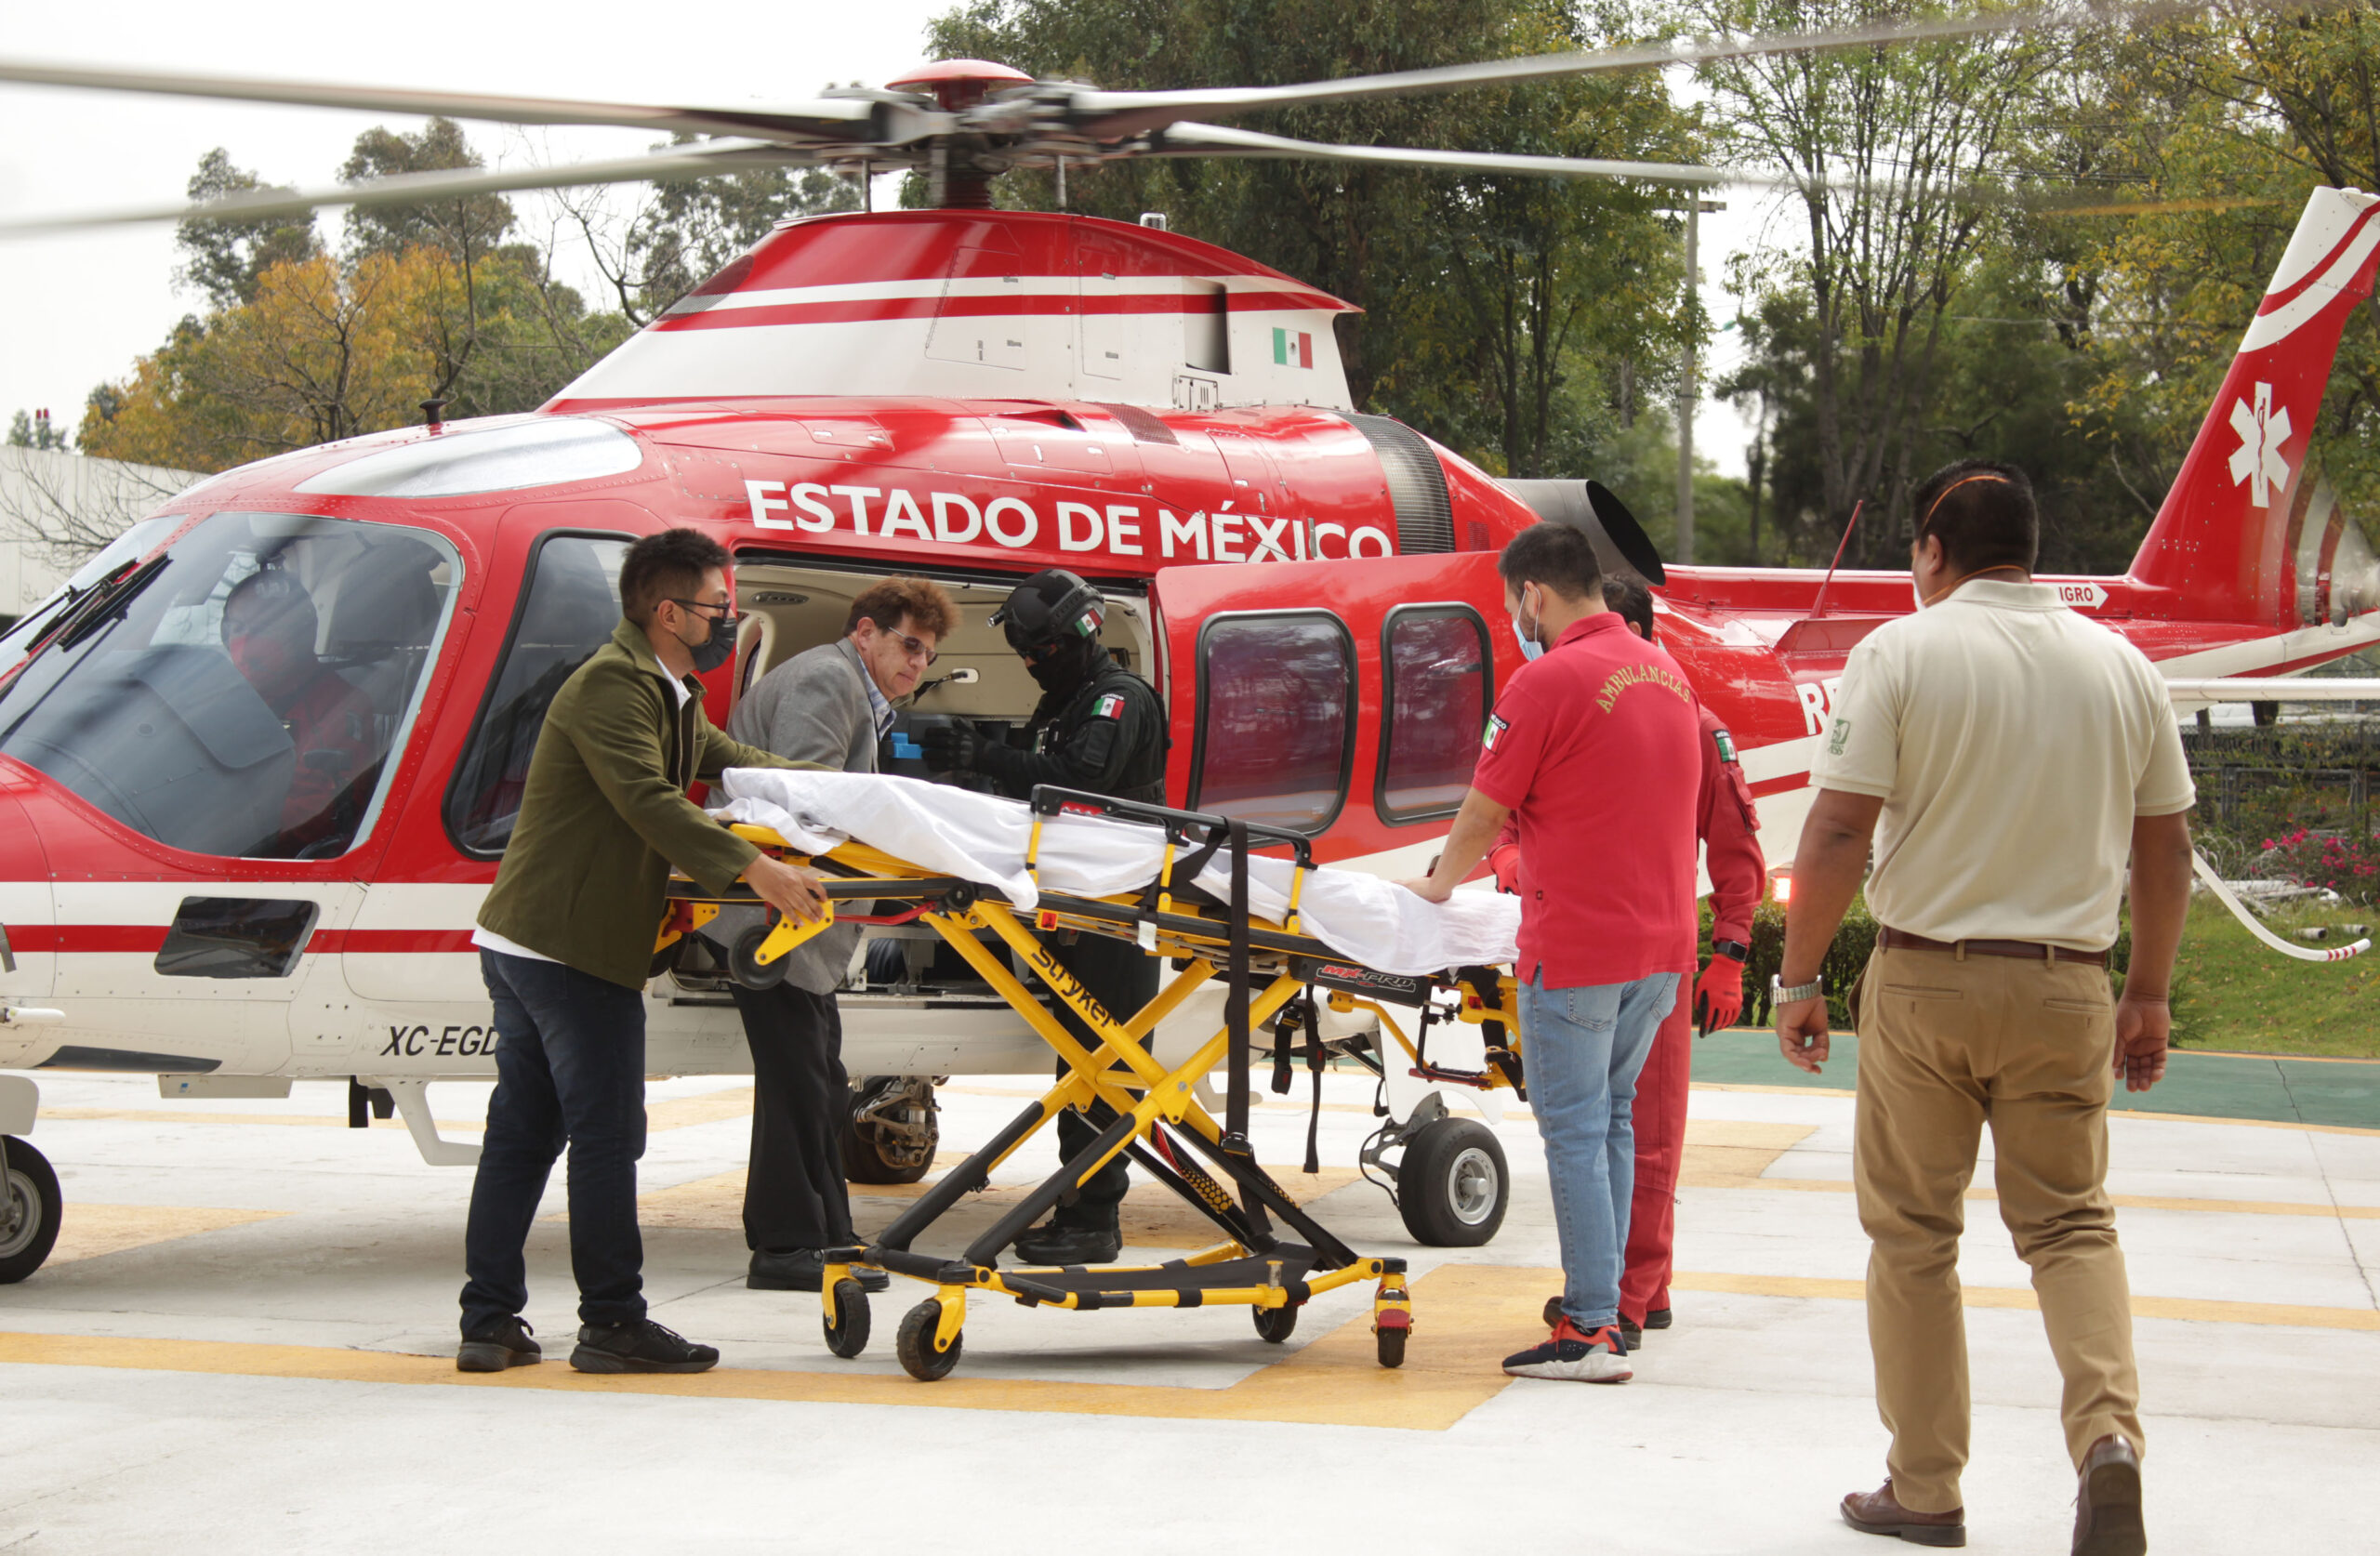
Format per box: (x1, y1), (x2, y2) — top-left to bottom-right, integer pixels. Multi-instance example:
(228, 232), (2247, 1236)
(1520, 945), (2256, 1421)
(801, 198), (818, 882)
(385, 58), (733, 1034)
(1771, 973), (1824, 1005)
(1712, 938), (1751, 963)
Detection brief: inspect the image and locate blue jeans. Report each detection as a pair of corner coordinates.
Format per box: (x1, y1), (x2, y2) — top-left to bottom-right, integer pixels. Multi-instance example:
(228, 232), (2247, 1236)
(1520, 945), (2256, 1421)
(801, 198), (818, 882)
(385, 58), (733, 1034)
(459, 950), (649, 1334)
(1523, 971), (1681, 1328)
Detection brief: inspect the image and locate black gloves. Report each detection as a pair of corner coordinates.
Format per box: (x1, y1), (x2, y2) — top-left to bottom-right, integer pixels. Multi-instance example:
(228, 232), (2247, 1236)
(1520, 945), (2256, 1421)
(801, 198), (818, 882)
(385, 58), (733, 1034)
(918, 720), (980, 773)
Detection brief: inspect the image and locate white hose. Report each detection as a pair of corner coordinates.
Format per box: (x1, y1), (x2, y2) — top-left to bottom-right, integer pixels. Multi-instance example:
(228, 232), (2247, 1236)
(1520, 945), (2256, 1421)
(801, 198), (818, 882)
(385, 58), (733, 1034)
(2190, 851), (2372, 962)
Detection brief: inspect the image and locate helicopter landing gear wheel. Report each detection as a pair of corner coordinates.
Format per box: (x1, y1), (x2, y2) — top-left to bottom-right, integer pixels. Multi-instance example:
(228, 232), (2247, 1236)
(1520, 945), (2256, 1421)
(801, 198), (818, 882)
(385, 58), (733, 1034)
(727, 923), (789, 990)
(823, 1279), (872, 1359)
(841, 1075), (938, 1185)
(896, 1298), (962, 1381)
(0, 1137), (61, 1285)
(1376, 1325), (1408, 1368)
(1252, 1302), (1300, 1343)
(1395, 1117), (1509, 1247)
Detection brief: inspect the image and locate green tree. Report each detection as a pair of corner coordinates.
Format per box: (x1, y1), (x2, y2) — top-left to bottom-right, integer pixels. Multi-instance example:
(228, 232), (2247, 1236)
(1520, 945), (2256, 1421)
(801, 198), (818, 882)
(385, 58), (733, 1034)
(927, 0), (1699, 481)
(1695, 0), (2059, 562)
(173, 148), (320, 310)
(6, 409), (70, 451)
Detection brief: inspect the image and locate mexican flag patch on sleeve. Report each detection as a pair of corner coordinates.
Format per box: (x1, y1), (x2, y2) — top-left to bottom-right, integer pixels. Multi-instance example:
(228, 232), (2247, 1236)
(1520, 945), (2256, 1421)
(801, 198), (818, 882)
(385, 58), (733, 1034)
(1483, 714), (1509, 751)
(1093, 692), (1126, 719)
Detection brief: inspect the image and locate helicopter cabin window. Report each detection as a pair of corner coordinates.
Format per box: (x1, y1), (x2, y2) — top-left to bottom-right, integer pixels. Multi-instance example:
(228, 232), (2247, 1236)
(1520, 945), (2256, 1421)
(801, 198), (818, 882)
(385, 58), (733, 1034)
(444, 533), (630, 856)
(1190, 611), (1354, 834)
(1377, 605), (1491, 824)
(0, 510), (459, 861)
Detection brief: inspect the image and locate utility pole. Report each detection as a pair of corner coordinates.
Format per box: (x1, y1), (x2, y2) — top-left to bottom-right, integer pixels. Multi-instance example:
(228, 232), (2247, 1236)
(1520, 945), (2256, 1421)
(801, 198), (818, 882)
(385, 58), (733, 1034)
(1676, 199), (1724, 567)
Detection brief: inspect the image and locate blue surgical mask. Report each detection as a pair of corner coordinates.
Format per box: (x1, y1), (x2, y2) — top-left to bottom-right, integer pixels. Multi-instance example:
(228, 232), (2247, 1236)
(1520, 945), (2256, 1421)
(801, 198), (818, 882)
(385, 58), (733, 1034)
(1511, 586), (1545, 661)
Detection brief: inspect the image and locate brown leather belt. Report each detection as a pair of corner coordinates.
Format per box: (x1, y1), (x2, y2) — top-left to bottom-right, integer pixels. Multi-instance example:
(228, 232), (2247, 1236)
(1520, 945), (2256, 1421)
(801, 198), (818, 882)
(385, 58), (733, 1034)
(1878, 927), (2110, 968)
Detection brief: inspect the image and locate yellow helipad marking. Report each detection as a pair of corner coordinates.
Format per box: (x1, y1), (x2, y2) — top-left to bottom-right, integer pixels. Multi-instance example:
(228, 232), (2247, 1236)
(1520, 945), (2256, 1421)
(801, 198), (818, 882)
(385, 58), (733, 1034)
(622, 1161), (1366, 1248)
(1671, 1271), (2380, 1333)
(37, 1108), (443, 1131)
(6, 1256), (2369, 1429)
(37, 1087), (750, 1137)
(46, 1205), (288, 1265)
(0, 1263), (1535, 1431)
(1684, 1169), (2380, 1220)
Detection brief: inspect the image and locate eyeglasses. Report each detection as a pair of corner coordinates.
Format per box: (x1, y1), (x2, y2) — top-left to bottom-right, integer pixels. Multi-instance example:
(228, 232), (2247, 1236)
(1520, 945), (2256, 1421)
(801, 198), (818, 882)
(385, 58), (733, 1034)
(668, 599), (741, 627)
(868, 624), (939, 665)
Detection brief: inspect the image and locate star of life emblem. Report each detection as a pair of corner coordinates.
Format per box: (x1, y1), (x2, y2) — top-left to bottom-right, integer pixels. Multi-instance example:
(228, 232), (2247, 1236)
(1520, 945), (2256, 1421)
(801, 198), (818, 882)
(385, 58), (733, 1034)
(2228, 380), (2294, 508)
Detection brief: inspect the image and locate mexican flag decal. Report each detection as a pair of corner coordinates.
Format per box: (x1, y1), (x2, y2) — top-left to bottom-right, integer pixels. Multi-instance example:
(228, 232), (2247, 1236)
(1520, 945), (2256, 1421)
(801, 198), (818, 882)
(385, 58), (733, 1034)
(1094, 692), (1126, 719)
(1272, 327), (1314, 368)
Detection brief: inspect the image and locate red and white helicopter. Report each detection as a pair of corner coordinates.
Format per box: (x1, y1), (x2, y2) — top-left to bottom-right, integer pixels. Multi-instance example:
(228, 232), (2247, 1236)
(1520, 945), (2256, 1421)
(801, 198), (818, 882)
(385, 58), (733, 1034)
(0, 29), (2374, 1283)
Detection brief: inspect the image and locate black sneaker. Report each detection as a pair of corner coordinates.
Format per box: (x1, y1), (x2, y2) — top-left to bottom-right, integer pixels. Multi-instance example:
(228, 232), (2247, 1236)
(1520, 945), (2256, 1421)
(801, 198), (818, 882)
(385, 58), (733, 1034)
(1502, 1317), (1633, 1383)
(456, 1315), (540, 1373)
(747, 1248), (891, 1293)
(569, 1318), (720, 1374)
(1013, 1221), (1122, 1266)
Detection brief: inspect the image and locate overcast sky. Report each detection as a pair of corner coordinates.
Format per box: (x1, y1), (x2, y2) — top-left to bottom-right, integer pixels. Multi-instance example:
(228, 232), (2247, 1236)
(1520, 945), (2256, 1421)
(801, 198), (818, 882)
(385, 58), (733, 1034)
(0, 0), (1763, 479)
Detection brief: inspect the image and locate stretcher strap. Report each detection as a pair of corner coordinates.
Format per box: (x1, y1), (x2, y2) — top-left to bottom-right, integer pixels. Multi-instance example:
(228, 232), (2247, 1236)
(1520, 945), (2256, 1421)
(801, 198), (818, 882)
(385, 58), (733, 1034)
(1224, 819), (1251, 1152)
(1304, 984), (1325, 1177)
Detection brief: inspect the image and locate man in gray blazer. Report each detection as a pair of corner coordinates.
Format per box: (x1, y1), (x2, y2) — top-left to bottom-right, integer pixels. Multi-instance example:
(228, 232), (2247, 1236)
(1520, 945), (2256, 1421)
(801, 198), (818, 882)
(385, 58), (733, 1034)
(727, 575), (959, 1290)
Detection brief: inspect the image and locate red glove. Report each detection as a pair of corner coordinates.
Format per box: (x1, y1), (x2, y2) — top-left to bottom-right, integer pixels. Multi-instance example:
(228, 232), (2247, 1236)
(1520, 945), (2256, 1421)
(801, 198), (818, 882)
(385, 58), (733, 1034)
(1692, 953), (1744, 1035)
(1488, 843), (1521, 894)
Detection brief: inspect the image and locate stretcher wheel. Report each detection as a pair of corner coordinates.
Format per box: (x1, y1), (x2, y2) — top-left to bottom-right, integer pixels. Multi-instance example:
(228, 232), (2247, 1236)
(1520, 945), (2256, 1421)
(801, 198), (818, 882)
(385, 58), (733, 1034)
(1396, 1117), (1508, 1247)
(1377, 1325), (1407, 1369)
(824, 1280), (871, 1359)
(729, 923), (790, 989)
(896, 1299), (962, 1381)
(1251, 1302), (1299, 1343)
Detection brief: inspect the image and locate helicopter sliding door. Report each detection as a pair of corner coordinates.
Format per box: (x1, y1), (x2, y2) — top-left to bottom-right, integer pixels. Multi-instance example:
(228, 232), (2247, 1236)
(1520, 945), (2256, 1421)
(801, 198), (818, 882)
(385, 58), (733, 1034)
(1151, 547), (1511, 873)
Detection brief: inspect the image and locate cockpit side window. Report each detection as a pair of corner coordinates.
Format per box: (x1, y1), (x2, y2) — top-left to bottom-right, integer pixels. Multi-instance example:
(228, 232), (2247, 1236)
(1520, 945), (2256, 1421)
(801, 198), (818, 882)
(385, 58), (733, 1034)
(0, 511), (461, 861)
(443, 532), (630, 857)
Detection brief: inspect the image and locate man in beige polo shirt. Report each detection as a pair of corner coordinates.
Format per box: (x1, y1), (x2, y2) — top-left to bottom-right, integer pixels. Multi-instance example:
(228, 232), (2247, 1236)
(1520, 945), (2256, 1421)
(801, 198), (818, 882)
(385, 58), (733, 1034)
(1773, 460), (2195, 1555)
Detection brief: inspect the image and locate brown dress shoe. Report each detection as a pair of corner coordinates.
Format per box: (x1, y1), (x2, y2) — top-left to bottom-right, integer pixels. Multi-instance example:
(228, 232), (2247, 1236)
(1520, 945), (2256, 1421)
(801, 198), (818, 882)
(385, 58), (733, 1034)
(1842, 1481), (1966, 1548)
(2073, 1434), (2146, 1556)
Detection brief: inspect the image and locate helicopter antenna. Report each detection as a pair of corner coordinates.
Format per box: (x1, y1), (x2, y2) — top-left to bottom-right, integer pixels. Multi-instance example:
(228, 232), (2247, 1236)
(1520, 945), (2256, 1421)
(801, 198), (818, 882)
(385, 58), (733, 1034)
(1806, 498), (1863, 619)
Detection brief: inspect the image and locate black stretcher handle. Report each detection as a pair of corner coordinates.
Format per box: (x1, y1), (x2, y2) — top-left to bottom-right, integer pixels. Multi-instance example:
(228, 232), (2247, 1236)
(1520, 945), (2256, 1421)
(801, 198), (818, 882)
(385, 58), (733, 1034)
(1026, 785), (1316, 869)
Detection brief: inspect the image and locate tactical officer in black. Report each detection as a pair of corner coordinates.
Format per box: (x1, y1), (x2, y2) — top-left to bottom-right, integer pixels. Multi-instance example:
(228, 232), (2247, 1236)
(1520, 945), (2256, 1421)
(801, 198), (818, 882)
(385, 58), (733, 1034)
(919, 569), (1166, 1264)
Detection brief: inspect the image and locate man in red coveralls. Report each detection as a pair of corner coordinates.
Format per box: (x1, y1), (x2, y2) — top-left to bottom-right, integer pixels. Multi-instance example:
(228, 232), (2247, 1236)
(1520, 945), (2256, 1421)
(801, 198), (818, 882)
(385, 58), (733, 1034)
(1404, 523), (1703, 1384)
(221, 569), (377, 856)
(1493, 576), (1765, 1345)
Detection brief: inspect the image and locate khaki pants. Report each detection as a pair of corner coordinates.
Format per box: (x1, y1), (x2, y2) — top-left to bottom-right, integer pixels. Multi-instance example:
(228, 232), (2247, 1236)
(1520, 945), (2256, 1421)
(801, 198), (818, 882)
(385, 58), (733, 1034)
(1853, 943), (2143, 1513)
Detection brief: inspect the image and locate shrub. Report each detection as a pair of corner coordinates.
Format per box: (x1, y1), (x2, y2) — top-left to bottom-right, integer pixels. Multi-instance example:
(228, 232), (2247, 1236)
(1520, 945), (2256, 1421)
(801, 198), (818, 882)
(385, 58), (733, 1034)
(2259, 826), (2380, 906)
(1724, 897), (2134, 1030)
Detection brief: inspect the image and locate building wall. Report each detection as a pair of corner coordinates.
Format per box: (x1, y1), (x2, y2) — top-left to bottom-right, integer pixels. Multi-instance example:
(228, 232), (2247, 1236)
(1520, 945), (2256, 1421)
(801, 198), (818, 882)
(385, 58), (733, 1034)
(0, 448), (201, 622)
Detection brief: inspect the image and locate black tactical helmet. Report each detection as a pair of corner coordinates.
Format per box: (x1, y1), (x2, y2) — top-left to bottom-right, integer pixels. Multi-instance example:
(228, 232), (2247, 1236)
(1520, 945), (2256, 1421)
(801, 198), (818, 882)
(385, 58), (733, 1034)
(990, 568), (1105, 655)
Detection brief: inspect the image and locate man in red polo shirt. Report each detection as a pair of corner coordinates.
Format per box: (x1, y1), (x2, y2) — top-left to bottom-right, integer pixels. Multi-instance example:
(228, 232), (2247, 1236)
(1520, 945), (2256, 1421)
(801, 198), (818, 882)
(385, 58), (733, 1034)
(1491, 575), (1765, 1346)
(1404, 523), (1703, 1383)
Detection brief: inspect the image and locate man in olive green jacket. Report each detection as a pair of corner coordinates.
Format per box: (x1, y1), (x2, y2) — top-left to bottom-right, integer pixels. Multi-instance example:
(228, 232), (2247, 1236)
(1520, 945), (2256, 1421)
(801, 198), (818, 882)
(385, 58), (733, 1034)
(458, 528), (826, 1377)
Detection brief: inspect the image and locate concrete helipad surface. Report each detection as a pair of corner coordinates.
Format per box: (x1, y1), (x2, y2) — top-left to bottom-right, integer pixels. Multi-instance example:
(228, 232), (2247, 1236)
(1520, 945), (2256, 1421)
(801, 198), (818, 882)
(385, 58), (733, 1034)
(3, 1065), (2374, 1554)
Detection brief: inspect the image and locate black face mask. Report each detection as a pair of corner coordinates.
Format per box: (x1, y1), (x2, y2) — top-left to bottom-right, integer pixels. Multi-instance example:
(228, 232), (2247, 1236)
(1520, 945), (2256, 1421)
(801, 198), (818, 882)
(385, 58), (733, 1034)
(684, 615), (736, 677)
(1025, 635), (1098, 693)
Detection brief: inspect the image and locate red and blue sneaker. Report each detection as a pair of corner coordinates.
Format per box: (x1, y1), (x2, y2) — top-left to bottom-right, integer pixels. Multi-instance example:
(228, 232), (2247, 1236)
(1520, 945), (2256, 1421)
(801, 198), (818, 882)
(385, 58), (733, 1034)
(1501, 1315), (1633, 1383)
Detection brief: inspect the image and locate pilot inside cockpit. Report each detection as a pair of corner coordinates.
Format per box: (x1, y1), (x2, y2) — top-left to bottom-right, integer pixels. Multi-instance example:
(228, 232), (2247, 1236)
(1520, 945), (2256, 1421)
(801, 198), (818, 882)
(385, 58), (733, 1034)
(221, 569), (377, 855)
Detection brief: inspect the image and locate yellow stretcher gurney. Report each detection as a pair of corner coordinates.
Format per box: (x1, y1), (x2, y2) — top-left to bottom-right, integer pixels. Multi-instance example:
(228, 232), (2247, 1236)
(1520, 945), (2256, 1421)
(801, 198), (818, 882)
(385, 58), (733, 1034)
(656, 785), (1524, 1381)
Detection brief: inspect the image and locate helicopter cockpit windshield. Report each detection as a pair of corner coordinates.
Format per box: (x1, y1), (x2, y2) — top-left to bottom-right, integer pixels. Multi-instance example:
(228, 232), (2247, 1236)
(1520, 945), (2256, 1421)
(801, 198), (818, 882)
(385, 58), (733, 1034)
(0, 510), (459, 861)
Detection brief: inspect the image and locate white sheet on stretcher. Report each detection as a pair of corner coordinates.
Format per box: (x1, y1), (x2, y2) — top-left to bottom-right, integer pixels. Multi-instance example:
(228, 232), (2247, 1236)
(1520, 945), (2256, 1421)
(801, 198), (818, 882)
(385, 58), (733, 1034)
(715, 769), (1520, 978)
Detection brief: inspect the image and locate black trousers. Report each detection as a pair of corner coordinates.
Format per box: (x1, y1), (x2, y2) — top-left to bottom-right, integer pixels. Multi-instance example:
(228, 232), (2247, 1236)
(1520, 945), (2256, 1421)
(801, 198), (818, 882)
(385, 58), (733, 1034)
(461, 950), (647, 1334)
(730, 982), (853, 1252)
(1041, 929), (1160, 1230)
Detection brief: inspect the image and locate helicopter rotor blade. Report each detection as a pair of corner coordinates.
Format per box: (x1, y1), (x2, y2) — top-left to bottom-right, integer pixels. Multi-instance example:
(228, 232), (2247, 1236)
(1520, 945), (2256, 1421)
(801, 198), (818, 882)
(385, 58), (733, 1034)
(1149, 122), (1740, 188)
(0, 139), (816, 237)
(0, 57), (929, 144)
(1054, 0), (2208, 140)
